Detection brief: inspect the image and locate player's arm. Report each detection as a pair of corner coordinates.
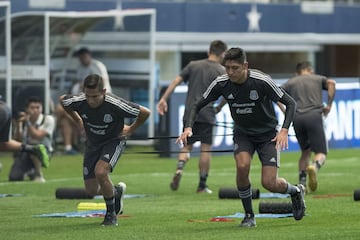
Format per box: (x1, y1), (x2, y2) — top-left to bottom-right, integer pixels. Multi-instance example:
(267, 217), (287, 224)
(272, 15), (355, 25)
(177, 76), (222, 145)
(122, 106), (150, 137)
(214, 97), (228, 114)
(59, 95), (83, 126)
(323, 78), (336, 116)
(275, 91), (296, 150)
(157, 76), (183, 115)
(276, 101), (286, 114)
(176, 97), (209, 146)
(279, 91), (296, 130)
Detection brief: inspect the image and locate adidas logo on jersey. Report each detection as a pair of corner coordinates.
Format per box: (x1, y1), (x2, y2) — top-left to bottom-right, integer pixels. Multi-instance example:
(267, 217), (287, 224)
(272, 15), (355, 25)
(227, 93), (234, 99)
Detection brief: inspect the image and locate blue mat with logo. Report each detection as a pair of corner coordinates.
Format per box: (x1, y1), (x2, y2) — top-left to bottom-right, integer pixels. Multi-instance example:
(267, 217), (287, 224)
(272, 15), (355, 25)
(216, 212), (293, 219)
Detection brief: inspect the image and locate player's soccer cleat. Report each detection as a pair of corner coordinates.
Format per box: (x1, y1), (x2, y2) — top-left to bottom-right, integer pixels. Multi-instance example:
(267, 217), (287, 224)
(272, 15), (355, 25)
(196, 186), (213, 194)
(101, 212), (118, 226)
(291, 184), (306, 221)
(114, 182), (126, 215)
(307, 164), (318, 192)
(170, 172), (182, 191)
(239, 214), (256, 228)
(32, 144), (50, 168)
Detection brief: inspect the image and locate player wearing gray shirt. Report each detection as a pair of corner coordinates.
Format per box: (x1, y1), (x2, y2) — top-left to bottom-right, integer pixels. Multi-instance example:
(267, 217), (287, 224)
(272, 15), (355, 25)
(181, 58), (226, 125)
(281, 61), (336, 192)
(158, 40), (228, 193)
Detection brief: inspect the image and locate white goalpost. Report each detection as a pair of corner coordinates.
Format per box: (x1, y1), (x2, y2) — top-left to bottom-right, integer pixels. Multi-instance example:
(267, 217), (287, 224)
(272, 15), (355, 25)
(10, 8), (156, 140)
(0, 1), (11, 106)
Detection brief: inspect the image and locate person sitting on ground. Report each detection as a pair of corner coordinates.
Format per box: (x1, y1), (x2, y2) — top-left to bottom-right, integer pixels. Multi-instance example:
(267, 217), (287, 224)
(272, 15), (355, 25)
(9, 96), (55, 182)
(0, 98), (49, 177)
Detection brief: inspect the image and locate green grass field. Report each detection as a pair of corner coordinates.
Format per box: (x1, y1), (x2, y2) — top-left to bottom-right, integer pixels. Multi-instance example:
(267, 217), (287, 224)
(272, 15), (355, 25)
(0, 146), (360, 240)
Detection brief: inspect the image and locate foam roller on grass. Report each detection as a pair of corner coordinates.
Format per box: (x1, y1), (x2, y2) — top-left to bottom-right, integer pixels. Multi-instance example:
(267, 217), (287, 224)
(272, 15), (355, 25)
(55, 188), (94, 199)
(354, 189), (360, 201)
(258, 202), (293, 214)
(218, 187), (260, 199)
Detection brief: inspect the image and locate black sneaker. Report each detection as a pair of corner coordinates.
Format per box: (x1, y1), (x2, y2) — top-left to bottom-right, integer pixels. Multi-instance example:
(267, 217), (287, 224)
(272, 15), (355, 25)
(114, 182), (126, 215)
(170, 172), (182, 191)
(101, 212), (118, 226)
(239, 214), (256, 228)
(291, 184), (306, 220)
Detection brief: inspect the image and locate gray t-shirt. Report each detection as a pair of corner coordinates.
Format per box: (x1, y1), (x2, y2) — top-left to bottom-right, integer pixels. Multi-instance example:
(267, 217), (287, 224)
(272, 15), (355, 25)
(24, 114), (56, 153)
(180, 59), (225, 124)
(281, 74), (327, 113)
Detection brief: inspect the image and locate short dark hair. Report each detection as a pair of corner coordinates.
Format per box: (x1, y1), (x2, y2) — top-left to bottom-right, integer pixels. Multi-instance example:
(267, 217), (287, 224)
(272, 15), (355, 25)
(76, 47), (91, 56)
(83, 74), (104, 91)
(295, 61), (312, 74)
(223, 47), (247, 64)
(209, 40), (228, 57)
(26, 96), (42, 107)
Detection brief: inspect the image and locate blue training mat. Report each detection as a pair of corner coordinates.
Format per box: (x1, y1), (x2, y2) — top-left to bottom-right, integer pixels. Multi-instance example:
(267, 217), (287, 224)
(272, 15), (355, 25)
(216, 212), (293, 219)
(94, 194), (150, 199)
(34, 210), (106, 218)
(260, 193), (290, 199)
(0, 193), (24, 198)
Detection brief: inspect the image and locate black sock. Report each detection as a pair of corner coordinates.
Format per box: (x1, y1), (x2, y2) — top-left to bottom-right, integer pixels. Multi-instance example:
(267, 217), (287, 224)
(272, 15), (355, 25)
(238, 185), (254, 216)
(198, 172), (208, 189)
(299, 171), (306, 184)
(104, 196), (115, 214)
(176, 160), (186, 170)
(314, 160), (322, 170)
(285, 182), (299, 195)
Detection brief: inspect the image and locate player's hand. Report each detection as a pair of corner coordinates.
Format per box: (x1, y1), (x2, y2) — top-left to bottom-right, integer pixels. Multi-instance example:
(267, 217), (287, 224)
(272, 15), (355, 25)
(323, 105), (331, 117)
(176, 127), (193, 146)
(157, 99), (168, 116)
(272, 128), (289, 151)
(121, 125), (132, 137)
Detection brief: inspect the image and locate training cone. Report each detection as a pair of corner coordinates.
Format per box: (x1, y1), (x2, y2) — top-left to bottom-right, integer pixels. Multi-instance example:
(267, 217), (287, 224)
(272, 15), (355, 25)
(354, 189), (360, 201)
(55, 188), (94, 199)
(218, 187), (260, 199)
(258, 202), (293, 214)
(77, 202), (106, 211)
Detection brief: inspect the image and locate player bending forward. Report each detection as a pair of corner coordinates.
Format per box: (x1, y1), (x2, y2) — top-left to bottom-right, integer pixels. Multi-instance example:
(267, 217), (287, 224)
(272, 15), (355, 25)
(61, 74), (150, 226)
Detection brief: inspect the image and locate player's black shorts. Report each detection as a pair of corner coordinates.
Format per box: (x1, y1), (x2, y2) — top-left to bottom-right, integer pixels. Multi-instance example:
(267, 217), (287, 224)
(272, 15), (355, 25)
(0, 103), (11, 142)
(293, 111), (328, 154)
(83, 137), (126, 180)
(184, 122), (214, 145)
(233, 129), (279, 167)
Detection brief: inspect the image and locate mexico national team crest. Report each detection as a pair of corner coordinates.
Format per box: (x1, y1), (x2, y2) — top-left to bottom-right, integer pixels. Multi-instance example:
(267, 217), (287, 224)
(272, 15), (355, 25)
(103, 114), (113, 123)
(249, 90), (259, 100)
